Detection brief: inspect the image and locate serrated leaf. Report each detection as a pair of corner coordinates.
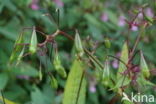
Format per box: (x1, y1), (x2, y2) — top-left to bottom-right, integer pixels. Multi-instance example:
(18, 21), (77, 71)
(63, 58), (86, 104)
(140, 51), (150, 78)
(116, 42), (130, 88)
(0, 73), (9, 90)
(29, 27), (37, 54)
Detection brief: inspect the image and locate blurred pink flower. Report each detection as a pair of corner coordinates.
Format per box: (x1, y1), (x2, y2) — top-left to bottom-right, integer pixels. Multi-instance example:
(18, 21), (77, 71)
(101, 13), (108, 22)
(138, 12), (143, 19)
(118, 16), (126, 27)
(53, 0), (64, 7)
(145, 8), (154, 18)
(112, 60), (119, 69)
(30, 0), (39, 10)
(89, 85), (96, 93)
(130, 24), (138, 31)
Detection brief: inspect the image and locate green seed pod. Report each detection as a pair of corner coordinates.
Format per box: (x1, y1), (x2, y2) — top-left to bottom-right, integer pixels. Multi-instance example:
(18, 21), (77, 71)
(104, 38), (111, 49)
(140, 51), (150, 78)
(29, 27), (38, 54)
(102, 60), (110, 86)
(39, 63), (43, 81)
(50, 76), (58, 89)
(16, 46), (25, 65)
(53, 52), (67, 78)
(74, 30), (84, 57)
(9, 32), (24, 63)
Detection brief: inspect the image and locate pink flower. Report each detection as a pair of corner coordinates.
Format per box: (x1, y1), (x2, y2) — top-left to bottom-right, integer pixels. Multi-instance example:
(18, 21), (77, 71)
(118, 16), (126, 27)
(30, 4), (39, 10)
(53, 0), (64, 7)
(101, 13), (108, 22)
(30, 0), (39, 10)
(89, 85), (96, 93)
(130, 24), (138, 31)
(145, 8), (154, 18)
(112, 60), (119, 69)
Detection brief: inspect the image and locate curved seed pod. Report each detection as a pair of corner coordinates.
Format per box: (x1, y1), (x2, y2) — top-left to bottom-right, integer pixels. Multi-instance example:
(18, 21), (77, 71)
(50, 75), (58, 89)
(9, 32), (24, 64)
(53, 52), (67, 78)
(140, 51), (150, 78)
(16, 46), (25, 65)
(104, 38), (111, 49)
(74, 30), (84, 57)
(29, 27), (38, 54)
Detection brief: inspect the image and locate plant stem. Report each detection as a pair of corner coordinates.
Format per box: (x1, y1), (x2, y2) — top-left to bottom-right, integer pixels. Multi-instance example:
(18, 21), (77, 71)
(0, 90), (5, 104)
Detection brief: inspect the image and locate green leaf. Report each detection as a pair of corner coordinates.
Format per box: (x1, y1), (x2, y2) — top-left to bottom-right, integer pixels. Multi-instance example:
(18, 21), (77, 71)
(63, 59), (86, 104)
(0, 73), (9, 90)
(116, 42), (130, 88)
(0, 96), (17, 104)
(12, 62), (39, 77)
(29, 27), (38, 54)
(140, 51), (150, 78)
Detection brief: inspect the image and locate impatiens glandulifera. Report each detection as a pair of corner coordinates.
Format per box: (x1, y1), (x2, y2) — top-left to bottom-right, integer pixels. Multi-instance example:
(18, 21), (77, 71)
(9, 32), (24, 64)
(50, 74), (58, 89)
(74, 30), (84, 57)
(140, 51), (150, 78)
(104, 38), (111, 49)
(29, 27), (38, 54)
(53, 49), (67, 78)
(102, 59), (110, 86)
(16, 46), (25, 65)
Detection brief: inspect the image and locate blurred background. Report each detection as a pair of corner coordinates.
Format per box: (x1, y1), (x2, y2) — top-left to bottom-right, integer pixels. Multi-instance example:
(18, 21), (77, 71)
(0, 0), (156, 104)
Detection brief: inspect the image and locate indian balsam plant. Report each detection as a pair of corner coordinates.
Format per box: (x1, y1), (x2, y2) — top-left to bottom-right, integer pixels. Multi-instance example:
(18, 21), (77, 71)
(1, 5), (155, 104)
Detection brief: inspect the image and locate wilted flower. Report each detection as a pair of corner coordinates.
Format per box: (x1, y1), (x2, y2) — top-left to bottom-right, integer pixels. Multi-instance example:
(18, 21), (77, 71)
(53, 0), (64, 7)
(30, 0), (39, 10)
(118, 16), (126, 27)
(101, 13), (108, 22)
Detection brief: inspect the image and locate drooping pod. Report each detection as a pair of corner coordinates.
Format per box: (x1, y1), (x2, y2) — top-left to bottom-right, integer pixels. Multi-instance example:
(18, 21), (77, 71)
(74, 30), (84, 57)
(29, 27), (38, 54)
(53, 51), (67, 78)
(140, 51), (150, 78)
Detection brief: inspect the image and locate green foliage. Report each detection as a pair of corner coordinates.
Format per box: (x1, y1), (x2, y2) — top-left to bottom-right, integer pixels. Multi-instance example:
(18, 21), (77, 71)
(63, 58), (86, 104)
(0, 0), (156, 104)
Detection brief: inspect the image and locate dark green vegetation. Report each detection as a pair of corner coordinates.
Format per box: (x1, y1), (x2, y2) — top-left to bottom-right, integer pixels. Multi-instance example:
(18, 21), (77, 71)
(0, 0), (156, 104)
